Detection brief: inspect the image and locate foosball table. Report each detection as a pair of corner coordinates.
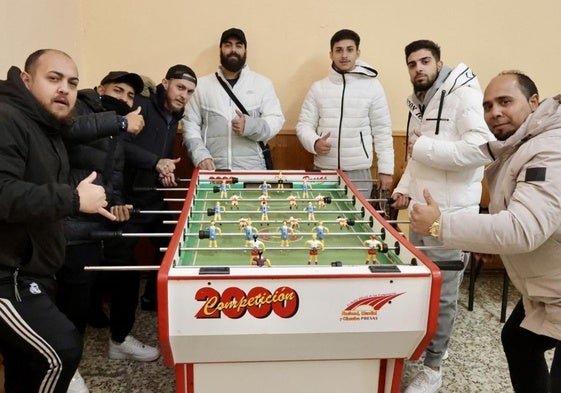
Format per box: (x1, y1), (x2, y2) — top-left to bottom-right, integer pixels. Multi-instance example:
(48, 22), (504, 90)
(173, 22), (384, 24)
(157, 169), (442, 393)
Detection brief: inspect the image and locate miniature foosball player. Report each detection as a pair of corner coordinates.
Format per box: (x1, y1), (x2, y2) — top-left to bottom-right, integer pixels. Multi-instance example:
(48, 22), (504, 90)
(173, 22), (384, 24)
(289, 216), (300, 230)
(363, 235), (383, 264)
(301, 178), (311, 198)
(275, 171), (287, 190)
(219, 179), (230, 199)
(287, 194), (298, 210)
(305, 233), (324, 265)
(230, 194), (241, 209)
(259, 201), (270, 221)
(315, 194), (326, 209)
(238, 217), (249, 230)
(305, 201), (315, 221)
(207, 221), (222, 247)
(336, 215), (355, 230)
(214, 201), (224, 221)
(260, 180), (270, 197)
(278, 220), (293, 247)
(312, 221), (329, 246)
(251, 250), (272, 267)
(337, 216), (349, 230)
(248, 234), (266, 264)
(243, 219), (258, 247)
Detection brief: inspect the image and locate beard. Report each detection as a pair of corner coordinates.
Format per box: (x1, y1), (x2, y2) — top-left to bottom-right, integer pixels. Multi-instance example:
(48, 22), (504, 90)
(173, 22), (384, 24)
(220, 52), (246, 73)
(413, 81), (431, 93)
(412, 71), (438, 93)
(494, 129), (517, 141)
(57, 111), (75, 126)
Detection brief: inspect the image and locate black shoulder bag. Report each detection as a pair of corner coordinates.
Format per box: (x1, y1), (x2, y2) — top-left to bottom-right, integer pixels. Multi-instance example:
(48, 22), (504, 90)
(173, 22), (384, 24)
(215, 72), (274, 170)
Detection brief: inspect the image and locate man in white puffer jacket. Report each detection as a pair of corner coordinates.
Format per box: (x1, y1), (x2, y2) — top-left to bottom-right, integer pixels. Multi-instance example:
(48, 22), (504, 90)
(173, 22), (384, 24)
(183, 28), (284, 171)
(296, 29), (394, 198)
(392, 40), (494, 393)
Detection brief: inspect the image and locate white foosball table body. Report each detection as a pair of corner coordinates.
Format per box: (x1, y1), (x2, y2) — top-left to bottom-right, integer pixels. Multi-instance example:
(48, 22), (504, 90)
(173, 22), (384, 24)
(158, 170), (441, 393)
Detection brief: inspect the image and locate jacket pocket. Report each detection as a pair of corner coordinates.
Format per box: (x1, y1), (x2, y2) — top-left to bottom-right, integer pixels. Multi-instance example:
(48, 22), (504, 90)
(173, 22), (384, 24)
(359, 132), (369, 159)
(525, 274), (561, 323)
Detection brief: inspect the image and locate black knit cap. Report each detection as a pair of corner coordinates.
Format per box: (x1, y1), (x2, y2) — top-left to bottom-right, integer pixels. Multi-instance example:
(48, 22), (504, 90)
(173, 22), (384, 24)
(99, 71), (144, 95)
(220, 28), (247, 47)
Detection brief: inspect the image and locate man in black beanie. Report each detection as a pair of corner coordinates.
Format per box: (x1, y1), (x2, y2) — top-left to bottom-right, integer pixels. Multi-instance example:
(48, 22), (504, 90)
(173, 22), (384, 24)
(103, 64), (197, 319)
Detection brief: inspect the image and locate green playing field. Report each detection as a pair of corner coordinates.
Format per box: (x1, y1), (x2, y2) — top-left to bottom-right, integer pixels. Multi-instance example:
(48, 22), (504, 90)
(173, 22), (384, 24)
(178, 182), (402, 267)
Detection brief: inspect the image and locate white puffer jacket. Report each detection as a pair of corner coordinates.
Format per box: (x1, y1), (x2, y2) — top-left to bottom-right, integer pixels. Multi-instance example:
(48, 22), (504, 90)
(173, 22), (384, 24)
(183, 65), (284, 170)
(296, 61), (393, 174)
(394, 63), (494, 214)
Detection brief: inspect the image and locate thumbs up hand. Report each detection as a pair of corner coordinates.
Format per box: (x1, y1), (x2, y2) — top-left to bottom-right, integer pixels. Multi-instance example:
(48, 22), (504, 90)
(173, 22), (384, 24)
(314, 132), (332, 156)
(125, 106), (145, 135)
(231, 109), (246, 136)
(410, 189), (441, 235)
(76, 171), (116, 221)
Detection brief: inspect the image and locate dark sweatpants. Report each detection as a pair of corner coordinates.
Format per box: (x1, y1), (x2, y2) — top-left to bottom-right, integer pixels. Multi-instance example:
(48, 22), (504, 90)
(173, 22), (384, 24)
(56, 242), (101, 333)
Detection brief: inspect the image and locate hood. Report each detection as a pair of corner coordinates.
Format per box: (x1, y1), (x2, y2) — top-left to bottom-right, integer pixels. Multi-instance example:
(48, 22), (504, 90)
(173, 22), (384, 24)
(0, 66), (69, 134)
(409, 65), (452, 107)
(328, 60), (378, 82)
(75, 88), (104, 115)
(485, 95), (561, 158)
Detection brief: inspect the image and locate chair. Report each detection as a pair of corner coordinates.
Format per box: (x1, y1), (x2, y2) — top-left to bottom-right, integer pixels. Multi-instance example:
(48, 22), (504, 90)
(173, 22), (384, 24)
(467, 252), (509, 323)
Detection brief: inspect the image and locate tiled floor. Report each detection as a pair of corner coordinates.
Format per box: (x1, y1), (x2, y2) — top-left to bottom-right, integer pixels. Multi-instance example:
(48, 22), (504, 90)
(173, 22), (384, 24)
(76, 272), (539, 393)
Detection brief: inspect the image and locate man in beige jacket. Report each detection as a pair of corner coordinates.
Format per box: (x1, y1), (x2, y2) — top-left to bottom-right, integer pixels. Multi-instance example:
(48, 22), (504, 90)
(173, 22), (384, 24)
(410, 71), (561, 393)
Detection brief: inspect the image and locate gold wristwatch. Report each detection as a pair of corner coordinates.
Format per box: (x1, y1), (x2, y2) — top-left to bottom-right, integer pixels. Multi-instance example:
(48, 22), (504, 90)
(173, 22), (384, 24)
(429, 218), (440, 238)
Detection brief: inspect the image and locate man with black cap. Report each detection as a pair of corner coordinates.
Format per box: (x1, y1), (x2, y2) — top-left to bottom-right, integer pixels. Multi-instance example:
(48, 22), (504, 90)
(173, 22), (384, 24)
(58, 70), (147, 392)
(102, 64), (197, 320)
(183, 27), (284, 170)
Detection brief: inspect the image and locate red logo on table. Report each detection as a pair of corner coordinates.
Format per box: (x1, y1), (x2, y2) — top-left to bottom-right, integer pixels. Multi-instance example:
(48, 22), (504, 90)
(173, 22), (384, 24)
(340, 292), (404, 321)
(195, 286), (299, 319)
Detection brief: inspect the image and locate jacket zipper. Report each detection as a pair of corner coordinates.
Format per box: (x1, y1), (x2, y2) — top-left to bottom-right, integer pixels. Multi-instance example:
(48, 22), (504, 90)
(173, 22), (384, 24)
(337, 75), (346, 169)
(435, 90), (446, 135)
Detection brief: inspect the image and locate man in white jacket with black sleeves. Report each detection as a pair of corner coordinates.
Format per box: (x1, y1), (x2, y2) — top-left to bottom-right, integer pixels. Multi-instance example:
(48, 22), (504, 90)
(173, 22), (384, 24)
(296, 29), (394, 198)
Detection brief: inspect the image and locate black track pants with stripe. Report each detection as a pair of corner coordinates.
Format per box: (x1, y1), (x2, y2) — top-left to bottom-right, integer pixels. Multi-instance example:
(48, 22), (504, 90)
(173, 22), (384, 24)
(0, 279), (83, 392)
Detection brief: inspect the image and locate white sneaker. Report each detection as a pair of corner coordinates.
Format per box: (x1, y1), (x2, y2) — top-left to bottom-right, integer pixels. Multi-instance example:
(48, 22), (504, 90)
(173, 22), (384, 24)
(67, 369), (89, 393)
(404, 365), (442, 393)
(108, 335), (160, 362)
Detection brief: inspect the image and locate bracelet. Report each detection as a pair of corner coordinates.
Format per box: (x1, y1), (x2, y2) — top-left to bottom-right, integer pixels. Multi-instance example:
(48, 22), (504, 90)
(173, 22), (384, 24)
(119, 116), (128, 132)
(429, 218), (440, 238)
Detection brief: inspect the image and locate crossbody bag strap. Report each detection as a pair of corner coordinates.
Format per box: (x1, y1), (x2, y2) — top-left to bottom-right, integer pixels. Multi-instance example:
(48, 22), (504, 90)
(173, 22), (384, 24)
(215, 72), (267, 151)
(215, 72), (249, 116)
